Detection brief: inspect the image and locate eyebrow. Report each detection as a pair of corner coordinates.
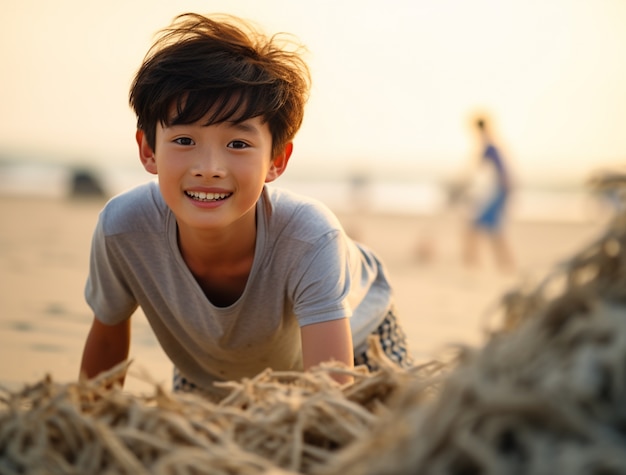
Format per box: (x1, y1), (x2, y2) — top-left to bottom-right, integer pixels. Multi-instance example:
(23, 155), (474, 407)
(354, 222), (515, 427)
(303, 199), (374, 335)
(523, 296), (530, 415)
(164, 119), (262, 134)
(224, 120), (261, 135)
(227, 120), (262, 135)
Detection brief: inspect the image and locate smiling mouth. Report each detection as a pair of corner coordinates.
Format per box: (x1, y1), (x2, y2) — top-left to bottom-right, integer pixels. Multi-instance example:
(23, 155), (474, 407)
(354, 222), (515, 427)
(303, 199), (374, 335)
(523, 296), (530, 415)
(185, 191), (232, 202)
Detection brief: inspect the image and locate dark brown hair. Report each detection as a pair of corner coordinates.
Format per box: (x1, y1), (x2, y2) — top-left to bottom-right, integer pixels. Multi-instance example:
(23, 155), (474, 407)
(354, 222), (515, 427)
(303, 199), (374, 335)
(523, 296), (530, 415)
(129, 13), (310, 157)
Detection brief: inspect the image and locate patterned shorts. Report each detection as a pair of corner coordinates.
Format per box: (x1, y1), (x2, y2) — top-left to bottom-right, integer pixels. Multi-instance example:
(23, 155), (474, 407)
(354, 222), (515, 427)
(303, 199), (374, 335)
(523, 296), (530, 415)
(353, 305), (414, 371)
(173, 367), (201, 394)
(173, 306), (413, 393)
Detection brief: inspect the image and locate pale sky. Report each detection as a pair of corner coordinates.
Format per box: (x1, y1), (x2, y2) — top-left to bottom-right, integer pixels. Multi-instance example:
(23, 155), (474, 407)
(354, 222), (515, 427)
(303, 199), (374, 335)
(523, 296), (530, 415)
(1, 0), (625, 186)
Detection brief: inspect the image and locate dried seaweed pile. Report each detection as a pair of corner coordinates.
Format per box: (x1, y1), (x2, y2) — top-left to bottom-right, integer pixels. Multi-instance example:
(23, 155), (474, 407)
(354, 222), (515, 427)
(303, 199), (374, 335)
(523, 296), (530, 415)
(0, 348), (445, 475)
(2, 174), (626, 475)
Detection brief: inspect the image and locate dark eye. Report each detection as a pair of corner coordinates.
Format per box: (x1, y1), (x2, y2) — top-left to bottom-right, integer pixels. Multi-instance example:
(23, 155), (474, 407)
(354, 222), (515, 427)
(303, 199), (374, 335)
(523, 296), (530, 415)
(228, 140), (249, 149)
(174, 137), (194, 146)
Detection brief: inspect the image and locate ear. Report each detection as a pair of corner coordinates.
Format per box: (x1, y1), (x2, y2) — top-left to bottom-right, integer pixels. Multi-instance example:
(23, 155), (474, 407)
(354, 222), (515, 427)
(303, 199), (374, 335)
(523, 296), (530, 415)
(265, 142), (293, 183)
(136, 129), (158, 175)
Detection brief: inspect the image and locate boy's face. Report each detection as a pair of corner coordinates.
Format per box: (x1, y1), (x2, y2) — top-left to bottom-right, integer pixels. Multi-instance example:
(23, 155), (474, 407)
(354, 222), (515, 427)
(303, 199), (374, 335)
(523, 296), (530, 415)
(137, 114), (291, 232)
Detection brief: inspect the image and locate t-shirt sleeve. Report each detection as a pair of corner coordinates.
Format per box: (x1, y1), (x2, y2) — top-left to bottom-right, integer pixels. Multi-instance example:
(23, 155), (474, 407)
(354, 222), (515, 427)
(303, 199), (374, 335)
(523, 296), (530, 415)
(290, 230), (353, 327)
(84, 212), (138, 324)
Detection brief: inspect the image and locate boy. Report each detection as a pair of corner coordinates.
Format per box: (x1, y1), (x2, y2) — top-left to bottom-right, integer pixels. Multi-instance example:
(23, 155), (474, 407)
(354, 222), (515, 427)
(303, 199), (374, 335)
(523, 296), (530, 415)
(79, 13), (412, 399)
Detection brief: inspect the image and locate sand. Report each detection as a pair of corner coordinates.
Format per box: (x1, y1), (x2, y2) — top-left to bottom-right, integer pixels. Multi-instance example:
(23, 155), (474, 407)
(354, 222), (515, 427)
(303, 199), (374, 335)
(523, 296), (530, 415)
(0, 194), (608, 395)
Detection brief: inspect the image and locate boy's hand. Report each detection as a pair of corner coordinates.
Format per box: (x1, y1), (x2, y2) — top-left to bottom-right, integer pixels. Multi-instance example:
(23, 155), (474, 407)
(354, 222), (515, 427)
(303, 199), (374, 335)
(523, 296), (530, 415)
(300, 318), (354, 385)
(79, 317), (131, 387)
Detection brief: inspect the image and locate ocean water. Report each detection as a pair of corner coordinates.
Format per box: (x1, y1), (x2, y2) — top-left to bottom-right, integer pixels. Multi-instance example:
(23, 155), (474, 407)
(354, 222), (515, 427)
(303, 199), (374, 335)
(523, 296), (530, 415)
(0, 160), (611, 224)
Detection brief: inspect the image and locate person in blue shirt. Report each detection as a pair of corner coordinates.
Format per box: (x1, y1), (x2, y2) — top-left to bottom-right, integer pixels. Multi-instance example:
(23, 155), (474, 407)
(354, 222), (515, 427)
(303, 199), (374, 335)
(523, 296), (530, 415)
(462, 117), (515, 272)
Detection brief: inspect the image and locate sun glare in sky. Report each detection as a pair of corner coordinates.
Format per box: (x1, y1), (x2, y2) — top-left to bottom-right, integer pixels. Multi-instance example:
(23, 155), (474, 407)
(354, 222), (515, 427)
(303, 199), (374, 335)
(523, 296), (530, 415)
(1, 0), (625, 185)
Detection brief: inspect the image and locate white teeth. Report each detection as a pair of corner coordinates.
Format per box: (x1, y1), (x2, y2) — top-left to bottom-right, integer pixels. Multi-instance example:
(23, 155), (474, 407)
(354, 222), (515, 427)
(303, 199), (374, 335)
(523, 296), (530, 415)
(187, 191), (230, 201)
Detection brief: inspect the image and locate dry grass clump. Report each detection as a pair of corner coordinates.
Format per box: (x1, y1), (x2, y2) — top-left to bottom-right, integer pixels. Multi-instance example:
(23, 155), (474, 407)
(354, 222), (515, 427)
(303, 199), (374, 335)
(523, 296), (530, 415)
(324, 302), (626, 475)
(0, 344), (446, 475)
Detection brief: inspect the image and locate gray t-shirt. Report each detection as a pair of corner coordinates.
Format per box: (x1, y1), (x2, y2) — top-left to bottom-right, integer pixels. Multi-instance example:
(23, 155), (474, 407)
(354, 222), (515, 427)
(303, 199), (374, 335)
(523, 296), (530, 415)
(85, 181), (392, 392)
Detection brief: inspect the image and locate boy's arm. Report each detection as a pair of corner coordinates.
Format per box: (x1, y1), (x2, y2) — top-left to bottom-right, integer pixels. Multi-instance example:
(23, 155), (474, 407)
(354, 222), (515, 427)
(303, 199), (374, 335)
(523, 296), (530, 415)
(300, 318), (354, 385)
(79, 316), (131, 387)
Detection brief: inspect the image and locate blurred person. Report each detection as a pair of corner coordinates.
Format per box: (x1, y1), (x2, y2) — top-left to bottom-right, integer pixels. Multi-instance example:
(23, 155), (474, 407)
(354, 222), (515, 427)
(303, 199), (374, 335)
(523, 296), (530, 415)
(587, 168), (626, 217)
(79, 13), (413, 400)
(461, 117), (515, 272)
(343, 168), (371, 241)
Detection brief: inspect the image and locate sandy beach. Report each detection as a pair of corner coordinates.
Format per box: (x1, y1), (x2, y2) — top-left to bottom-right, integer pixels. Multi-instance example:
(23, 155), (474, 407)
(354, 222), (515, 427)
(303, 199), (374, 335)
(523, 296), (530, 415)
(0, 194), (608, 394)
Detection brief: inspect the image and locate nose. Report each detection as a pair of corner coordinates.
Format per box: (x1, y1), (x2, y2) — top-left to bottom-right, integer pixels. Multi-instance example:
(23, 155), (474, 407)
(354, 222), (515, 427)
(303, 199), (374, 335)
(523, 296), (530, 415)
(191, 147), (225, 178)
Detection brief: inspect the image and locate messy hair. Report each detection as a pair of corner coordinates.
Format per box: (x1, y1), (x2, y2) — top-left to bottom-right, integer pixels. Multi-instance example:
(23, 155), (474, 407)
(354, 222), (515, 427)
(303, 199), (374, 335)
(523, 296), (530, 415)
(129, 13), (311, 158)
